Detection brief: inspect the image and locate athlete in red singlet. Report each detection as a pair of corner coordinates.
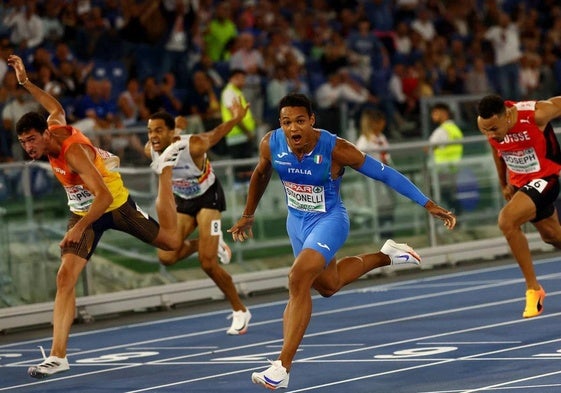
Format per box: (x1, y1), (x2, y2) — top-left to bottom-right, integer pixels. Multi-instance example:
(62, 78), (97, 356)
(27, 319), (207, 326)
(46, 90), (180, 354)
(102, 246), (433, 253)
(478, 94), (561, 318)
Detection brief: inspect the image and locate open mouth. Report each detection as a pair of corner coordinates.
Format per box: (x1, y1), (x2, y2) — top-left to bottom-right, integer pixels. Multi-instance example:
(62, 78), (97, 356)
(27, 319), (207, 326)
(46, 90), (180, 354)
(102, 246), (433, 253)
(291, 135), (302, 143)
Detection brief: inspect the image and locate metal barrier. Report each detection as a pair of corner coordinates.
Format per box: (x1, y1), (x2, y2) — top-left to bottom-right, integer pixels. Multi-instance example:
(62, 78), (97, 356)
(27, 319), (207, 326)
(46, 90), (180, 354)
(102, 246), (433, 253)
(0, 116), (554, 331)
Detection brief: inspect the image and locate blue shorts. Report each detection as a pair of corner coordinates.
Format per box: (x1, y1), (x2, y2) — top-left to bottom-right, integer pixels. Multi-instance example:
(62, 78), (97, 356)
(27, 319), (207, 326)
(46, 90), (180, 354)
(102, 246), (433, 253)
(286, 206), (350, 265)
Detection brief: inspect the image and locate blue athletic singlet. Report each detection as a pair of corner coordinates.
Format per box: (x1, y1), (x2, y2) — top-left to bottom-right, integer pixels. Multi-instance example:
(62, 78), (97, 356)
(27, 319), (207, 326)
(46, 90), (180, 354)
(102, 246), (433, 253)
(269, 128), (350, 264)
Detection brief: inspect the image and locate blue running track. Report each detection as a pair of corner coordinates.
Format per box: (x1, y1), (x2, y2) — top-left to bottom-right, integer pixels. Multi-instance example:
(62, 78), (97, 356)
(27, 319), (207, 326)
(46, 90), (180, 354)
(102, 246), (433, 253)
(2, 255), (561, 392)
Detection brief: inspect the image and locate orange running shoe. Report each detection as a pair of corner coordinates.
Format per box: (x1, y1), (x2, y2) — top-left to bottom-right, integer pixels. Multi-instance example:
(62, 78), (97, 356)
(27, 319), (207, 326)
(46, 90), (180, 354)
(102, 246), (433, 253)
(522, 286), (546, 318)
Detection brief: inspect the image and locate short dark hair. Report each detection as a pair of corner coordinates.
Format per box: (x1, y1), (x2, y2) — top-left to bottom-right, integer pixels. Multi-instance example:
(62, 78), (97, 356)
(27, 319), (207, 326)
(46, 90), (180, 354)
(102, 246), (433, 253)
(149, 111), (175, 130)
(279, 93), (313, 116)
(478, 94), (505, 119)
(229, 68), (246, 79)
(431, 102), (451, 115)
(16, 112), (48, 136)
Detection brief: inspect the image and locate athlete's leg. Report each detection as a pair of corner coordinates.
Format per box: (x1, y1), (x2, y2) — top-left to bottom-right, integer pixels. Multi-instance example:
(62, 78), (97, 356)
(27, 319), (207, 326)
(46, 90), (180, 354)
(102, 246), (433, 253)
(157, 212), (199, 265)
(279, 249), (325, 372)
(498, 191), (539, 290)
(313, 251), (391, 297)
(196, 208), (246, 311)
(50, 253), (87, 357)
(534, 210), (561, 249)
(152, 167), (181, 250)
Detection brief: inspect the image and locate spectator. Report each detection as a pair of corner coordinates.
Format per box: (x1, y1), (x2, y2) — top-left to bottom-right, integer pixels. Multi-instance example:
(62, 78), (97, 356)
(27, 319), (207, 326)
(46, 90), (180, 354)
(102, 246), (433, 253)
(117, 77), (145, 127)
(185, 70), (222, 130)
(97, 77), (145, 161)
(428, 102), (464, 215)
(465, 57), (494, 95)
(36, 64), (64, 99)
(40, 0), (65, 48)
(72, 77), (118, 148)
(0, 38), (14, 85)
(0, 70), (18, 106)
(411, 7), (437, 43)
(265, 65), (288, 124)
(319, 31), (350, 77)
(314, 69), (377, 135)
(388, 63), (418, 123)
(141, 75), (180, 118)
(346, 18), (387, 83)
(356, 108), (392, 164)
(203, 1), (237, 62)
(184, 70), (225, 156)
(159, 0), (195, 89)
(440, 63), (466, 95)
(2, 79), (40, 160)
(355, 107), (395, 235)
(484, 10), (523, 100)
(364, 0), (394, 33)
(74, 6), (108, 61)
(229, 32), (265, 124)
(0, 70), (20, 160)
(393, 21), (413, 61)
(519, 53), (541, 100)
(3, 1), (45, 51)
(59, 0), (80, 50)
(266, 29), (306, 68)
(57, 60), (83, 99)
(192, 51), (225, 89)
(159, 72), (183, 115)
(220, 69), (256, 182)
(285, 61), (310, 97)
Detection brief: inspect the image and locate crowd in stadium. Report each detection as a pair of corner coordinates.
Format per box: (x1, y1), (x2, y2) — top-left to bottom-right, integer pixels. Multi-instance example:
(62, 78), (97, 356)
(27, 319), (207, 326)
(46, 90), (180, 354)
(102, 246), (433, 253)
(1, 0), (561, 163)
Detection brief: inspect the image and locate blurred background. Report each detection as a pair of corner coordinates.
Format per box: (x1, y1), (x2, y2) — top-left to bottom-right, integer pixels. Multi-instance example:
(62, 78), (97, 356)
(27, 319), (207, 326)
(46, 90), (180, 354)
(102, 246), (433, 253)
(1, 0), (561, 330)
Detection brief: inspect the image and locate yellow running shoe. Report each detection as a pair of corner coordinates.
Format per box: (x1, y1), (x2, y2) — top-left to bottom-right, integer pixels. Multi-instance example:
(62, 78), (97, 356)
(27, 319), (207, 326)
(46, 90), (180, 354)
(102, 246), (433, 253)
(523, 286), (546, 318)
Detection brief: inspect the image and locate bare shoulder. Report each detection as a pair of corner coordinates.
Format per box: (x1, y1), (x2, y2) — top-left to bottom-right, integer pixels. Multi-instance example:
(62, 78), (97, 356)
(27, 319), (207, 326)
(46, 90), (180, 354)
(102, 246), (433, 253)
(333, 137), (364, 168)
(259, 131), (273, 160)
(534, 97), (561, 126)
(65, 143), (96, 171)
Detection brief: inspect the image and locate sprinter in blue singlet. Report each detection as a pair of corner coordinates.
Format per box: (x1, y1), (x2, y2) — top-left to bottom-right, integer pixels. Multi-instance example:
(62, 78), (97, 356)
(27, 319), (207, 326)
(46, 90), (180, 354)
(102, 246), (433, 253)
(229, 93), (456, 390)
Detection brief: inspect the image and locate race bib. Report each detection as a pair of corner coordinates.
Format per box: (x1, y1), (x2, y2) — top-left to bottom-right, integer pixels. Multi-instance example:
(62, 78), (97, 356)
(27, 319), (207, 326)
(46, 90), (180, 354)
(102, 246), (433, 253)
(283, 181), (326, 212)
(522, 178), (547, 193)
(173, 178), (201, 198)
(65, 185), (95, 213)
(501, 148), (540, 174)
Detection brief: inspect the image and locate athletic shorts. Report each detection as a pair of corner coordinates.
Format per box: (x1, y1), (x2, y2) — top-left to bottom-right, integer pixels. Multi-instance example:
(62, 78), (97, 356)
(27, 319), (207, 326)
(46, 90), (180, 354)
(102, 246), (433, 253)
(286, 205), (350, 265)
(515, 176), (560, 223)
(175, 180), (226, 217)
(63, 196), (160, 260)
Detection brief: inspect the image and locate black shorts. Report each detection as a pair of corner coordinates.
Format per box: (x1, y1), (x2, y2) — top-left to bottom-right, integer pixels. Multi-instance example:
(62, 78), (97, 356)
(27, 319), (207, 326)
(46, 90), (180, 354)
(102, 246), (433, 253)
(63, 196), (160, 260)
(174, 180), (226, 217)
(515, 176), (560, 222)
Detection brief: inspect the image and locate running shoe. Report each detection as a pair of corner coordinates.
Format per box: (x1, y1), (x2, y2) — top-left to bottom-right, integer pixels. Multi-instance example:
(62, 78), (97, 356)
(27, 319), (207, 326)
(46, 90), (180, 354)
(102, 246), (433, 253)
(523, 286), (546, 318)
(251, 360), (290, 390)
(28, 354), (69, 379)
(227, 309), (251, 335)
(218, 238), (232, 264)
(380, 239), (421, 265)
(150, 139), (187, 174)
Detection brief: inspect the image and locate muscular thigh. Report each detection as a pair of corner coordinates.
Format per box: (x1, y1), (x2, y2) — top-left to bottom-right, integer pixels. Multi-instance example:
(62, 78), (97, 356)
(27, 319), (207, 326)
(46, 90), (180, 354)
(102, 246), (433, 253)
(177, 212), (197, 241)
(195, 208), (222, 260)
(509, 177), (560, 224)
(500, 191), (537, 227)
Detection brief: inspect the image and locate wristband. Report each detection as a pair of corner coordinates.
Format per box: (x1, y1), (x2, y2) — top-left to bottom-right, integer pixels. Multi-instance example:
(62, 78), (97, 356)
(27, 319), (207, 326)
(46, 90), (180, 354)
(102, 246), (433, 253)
(242, 214), (254, 218)
(18, 77), (29, 86)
